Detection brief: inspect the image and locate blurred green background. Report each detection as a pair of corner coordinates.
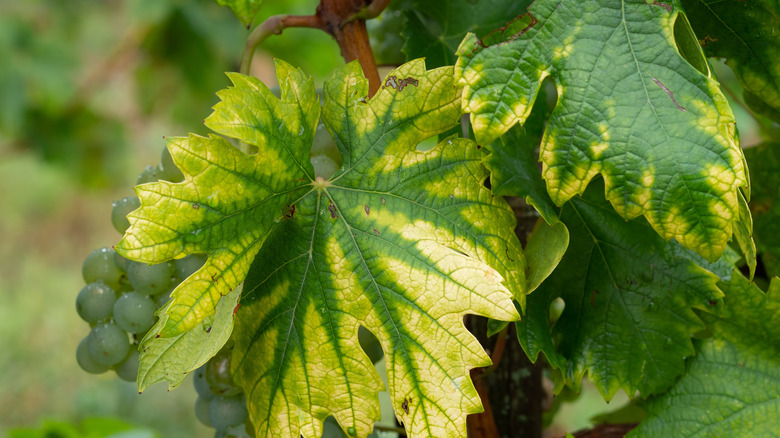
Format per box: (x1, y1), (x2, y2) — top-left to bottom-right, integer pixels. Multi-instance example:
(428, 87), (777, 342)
(0, 0), (339, 436)
(0, 0), (769, 437)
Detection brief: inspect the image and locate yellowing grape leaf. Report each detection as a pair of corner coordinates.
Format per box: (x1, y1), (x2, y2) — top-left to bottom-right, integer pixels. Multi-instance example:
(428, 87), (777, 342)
(136, 285), (242, 391)
(118, 58), (524, 438)
(631, 273), (780, 437)
(116, 61), (316, 337)
(229, 60), (523, 438)
(455, 0), (749, 262)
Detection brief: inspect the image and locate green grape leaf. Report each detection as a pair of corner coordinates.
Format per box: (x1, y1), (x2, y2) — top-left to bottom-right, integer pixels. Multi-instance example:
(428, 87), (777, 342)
(230, 60), (523, 438)
(215, 0), (262, 28)
(744, 143), (780, 278)
(136, 285), (241, 391)
(484, 83), (558, 225)
(401, 0), (531, 68)
(455, 0), (748, 262)
(116, 61), (316, 337)
(681, 0), (780, 121)
(517, 180), (730, 399)
(630, 273), (780, 437)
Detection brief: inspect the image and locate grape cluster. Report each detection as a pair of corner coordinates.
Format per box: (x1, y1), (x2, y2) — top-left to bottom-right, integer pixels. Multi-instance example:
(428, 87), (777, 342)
(193, 345), (253, 437)
(310, 121), (342, 180)
(75, 145), (204, 381)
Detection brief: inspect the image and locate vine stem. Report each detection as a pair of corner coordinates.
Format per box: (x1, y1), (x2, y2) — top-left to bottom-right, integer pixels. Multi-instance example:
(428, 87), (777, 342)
(240, 14), (325, 75)
(240, 0), (386, 96)
(318, 0), (381, 95)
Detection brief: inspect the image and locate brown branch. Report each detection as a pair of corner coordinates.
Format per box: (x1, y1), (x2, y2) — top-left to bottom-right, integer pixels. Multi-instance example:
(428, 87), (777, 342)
(487, 325), (508, 374)
(318, 0), (381, 96)
(240, 14), (325, 75)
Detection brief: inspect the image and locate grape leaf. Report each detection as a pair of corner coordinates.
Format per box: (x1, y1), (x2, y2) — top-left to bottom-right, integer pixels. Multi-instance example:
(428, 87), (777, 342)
(455, 0), (749, 262)
(215, 0), (262, 28)
(630, 273), (780, 437)
(681, 0), (780, 122)
(517, 180), (730, 399)
(401, 0), (531, 68)
(483, 83), (559, 225)
(136, 285), (241, 391)
(744, 143), (780, 278)
(230, 60), (523, 438)
(116, 61), (316, 337)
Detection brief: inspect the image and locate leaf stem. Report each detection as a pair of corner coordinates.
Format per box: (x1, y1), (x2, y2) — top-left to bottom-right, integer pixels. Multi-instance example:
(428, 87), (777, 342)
(240, 14), (325, 75)
(487, 325), (508, 373)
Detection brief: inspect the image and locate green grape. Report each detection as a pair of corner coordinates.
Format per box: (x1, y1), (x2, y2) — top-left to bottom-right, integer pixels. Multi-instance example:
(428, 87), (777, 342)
(76, 281), (117, 324)
(358, 326), (384, 364)
(113, 292), (157, 334)
(87, 322), (130, 366)
(111, 196), (141, 234)
(195, 396), (213, 427)
(156, 289), (172, 308)
(76, 337), (110, 374)
(136, 164), (160, 184)
(310, 123), (342, 164)
(367, 9), (405, 65)
(206, 348), (241, 396)
(82, 247), (125, 290)
(193, 364), (215, 400)
(114, 348), (140, 382)
(159, 146), (185, 182)
(311, 155), (339, 180)
(174, 254), (207, 282)
(127, 260), (174, 296)
(209, 395), (248, 431)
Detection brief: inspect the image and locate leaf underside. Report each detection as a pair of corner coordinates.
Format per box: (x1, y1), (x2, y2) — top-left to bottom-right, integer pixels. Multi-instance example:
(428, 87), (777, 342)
(136, 285), (242, 391)
(455, 0), (748, 262)
(517, 180), (730, 399)
(215, 0), (263, 27)
(630, 274), (780, 437)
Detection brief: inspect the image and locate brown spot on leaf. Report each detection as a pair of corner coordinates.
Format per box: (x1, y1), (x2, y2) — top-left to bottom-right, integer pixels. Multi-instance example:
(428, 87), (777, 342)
(193, 203), (200, 210)
(652, 77), (686, 112)
(647, 0), (672, 12)
(364, 205), (370, 216)
(401, 397), (412, 414)
(384, 75), (419, 92)
(283, 204), (296, 220)
(328, 202), (338, 219)
(590, 289), (600, 308)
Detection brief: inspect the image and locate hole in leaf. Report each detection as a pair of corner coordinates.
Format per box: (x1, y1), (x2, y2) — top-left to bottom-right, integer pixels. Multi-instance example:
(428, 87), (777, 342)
(673, 12), (710, 76)
(358, 325), (384, 364)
